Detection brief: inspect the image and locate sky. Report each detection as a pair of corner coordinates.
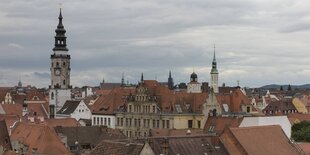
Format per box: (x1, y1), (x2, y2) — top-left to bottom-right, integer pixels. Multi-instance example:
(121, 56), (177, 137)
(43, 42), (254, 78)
(1, 0), (310, 88)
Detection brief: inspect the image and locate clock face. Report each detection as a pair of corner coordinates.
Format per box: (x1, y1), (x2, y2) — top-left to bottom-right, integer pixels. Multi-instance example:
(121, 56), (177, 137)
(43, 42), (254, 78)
(55, 69), (61, 76)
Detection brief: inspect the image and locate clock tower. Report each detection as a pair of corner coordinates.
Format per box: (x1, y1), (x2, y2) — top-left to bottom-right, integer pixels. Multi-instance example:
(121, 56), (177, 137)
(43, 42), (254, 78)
(49, 9), (72, 118)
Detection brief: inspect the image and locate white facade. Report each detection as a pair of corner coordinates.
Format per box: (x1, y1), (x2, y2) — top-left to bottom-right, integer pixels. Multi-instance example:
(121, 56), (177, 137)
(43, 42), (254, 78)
(70, 100), (91, 121)
(49, 89), (71, 113)
(187, 82), (202, 93)
(91, 114), (116, 129)
(239, 116), (291, 138)
(210, 73), (219, 93)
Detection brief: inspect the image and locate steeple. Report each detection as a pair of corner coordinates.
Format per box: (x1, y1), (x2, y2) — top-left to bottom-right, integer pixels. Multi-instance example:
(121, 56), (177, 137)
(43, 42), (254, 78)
(210, 44), (219, 93)
(121, 72), (125, 86)
(211, 44), (218, 74)
(53, 8), (68, 51)
(168, 70), (174, 90)
(140, 73), (144, 82)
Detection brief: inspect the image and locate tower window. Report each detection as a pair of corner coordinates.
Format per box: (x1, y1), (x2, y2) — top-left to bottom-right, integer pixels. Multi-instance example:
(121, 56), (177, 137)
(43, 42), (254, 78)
(63, 80), (66, 85)
(51, 92), (54, 100)
(63, 62), (66, 66)
(56, 62), (59, 67)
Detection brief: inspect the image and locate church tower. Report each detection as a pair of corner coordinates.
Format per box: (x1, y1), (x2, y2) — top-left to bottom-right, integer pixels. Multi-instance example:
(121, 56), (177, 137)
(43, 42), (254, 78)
(49, 9), (72, 118)
(168, 70), (174, 90)
(210, 45), (219, 93)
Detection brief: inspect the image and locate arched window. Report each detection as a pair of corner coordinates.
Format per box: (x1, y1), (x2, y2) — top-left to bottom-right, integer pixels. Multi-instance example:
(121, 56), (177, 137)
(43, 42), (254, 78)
(56, 62), (59, 67)
(63, 80), (66, 85)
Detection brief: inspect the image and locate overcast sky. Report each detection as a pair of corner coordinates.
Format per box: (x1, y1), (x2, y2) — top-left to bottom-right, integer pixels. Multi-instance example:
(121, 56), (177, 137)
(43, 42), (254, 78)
(1, 0), (310, 88)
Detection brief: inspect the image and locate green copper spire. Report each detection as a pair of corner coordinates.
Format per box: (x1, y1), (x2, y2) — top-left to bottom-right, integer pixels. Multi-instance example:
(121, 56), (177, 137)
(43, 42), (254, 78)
(211, 44), (218, 74)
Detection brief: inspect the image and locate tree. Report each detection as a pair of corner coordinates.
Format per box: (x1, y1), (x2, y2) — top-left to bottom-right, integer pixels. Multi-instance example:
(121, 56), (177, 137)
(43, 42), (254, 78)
(292, 121), (310, 142)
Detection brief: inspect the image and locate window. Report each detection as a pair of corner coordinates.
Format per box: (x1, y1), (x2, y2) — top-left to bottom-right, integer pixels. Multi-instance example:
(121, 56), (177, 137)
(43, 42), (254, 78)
(129, 105), (132, 112)
(247, 106), (251, 113)
(166, 120), (170, 129)
(143, 119), (146, 128)
(162, 120), (165, 128)
(152, 105), (156, 113)
(126, 118), (129, 127)
(51, 92), (54, 100)
(134, 119), (137, 127)
(63, 80), (66, 85)
(93, 117), (96, 125)
(108, 118), (111, 126)
(153, 120), (156, 128)
(97, 117), (99, 125)
(147, 119), (150, 128)
(188, 120), (193, 128)
(197, 120), (201, 129)
(104, 118), (107, 125)
(128, 118), (131, 127)
(56, 62), (59, 67)
(63, 62), (66, 66)
(100, 117), (103, 125)
(138, 119), (140, 127)
(121, 118), (123, 126)
(157, 120), (159, 128)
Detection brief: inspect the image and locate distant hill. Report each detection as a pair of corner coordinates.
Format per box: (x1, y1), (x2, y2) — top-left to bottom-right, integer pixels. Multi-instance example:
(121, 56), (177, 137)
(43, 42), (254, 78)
(260, 84), (310, 90)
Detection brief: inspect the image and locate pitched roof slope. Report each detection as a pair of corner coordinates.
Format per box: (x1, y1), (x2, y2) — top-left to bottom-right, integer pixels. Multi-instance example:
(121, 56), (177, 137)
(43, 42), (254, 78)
(10, 122), (71, 155)
(57, 100), (80, 115)
(90, 139), (143, 155)
(220, 125), (299, 155)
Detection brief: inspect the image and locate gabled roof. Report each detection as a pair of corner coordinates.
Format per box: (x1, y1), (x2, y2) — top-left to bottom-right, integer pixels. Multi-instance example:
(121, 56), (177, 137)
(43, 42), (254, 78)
(220, 125), (300, 155)
(91, 87), (135, 115)
(204, 116), (243, 135)
(57, 100), (80, 115)
(27, 103), (49, 118)
(10, 122), (71, 155)
(217, 89), (252, 113)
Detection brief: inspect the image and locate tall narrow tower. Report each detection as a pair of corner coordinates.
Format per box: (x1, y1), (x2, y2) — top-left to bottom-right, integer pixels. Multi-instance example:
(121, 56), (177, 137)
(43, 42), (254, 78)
(49, 9), (72, 118)
(210, 45), (219, 93)
(168, 70), (174, 90)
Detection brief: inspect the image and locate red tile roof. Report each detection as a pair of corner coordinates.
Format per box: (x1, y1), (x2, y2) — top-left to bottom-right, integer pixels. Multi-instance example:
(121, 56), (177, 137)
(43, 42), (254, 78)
(1, 104), (22, 117)
(220, 125), (300, 155)
(204, 116), (243, 135)
(10, 122), (71, 155)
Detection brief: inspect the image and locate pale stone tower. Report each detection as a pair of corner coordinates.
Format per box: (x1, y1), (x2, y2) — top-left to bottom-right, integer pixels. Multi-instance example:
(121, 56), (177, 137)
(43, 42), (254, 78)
(210, 45), (219, 93)
(49, 9), (72, 118)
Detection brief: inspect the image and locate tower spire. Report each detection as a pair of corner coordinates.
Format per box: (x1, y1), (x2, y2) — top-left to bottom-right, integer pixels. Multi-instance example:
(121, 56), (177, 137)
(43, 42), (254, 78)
(141, 73), (144, 82)
(53, 8), (68, 51)
(121, 72), (125, 86)
(210, 44), (219, 93)
(213, 44), (216, 62)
